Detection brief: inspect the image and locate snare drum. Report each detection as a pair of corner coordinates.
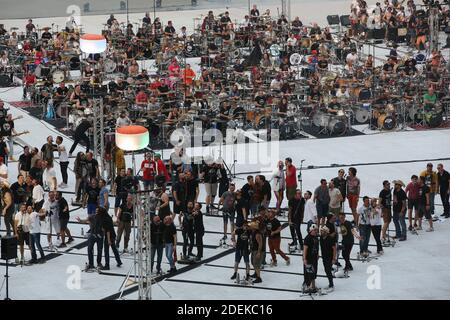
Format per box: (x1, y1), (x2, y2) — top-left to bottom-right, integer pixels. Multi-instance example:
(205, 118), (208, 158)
(377, 114), (396, 130)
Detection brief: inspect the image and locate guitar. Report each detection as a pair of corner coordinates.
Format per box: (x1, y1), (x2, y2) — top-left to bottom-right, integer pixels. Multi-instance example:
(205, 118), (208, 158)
(11, 130), (30, 138)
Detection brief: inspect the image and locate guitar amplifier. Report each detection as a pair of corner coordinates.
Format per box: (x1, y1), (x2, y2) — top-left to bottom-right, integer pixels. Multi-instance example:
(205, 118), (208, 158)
(340, 15), (351, 27)
(327, 15), (340, 25)
(1, 236), (18, 260)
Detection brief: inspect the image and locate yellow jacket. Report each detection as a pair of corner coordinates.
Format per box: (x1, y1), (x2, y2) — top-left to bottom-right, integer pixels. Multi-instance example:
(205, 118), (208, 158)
(420, 169), (438, 193)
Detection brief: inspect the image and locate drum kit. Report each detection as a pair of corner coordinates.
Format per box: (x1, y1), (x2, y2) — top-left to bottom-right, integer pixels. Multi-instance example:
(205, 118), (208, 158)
(312, 110), (348, 135)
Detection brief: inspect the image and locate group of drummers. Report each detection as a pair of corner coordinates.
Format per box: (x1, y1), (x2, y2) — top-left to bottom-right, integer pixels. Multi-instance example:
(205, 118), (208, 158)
(0, 1), (449, 144)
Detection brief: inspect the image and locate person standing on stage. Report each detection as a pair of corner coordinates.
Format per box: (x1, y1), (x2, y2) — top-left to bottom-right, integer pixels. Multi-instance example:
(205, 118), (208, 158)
(285, 158), (297, 201)
(346, 167), (360, 225)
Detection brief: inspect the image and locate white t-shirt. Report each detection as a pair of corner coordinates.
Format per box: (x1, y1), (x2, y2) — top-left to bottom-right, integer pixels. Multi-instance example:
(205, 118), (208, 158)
(15, 211), (30, 233)
(303, 199), (317, 223)
(58, 144), (69, 162)
(357, 205), (371, 225)
(370, 206), (382, 226)
(346, 53), (357, 65)
(116, 117), (131, 128)
(32, 184), (45, 203)
(329, 188), (342, 209)
(271, 169), (286, 192)
(28, 211), (41, 234)
(0, 163), (8, 184)
(43, 167), (57, 190)
(44, 199), (60, 220)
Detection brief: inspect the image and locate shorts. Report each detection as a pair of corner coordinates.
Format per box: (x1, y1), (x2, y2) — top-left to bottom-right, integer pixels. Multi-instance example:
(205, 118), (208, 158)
(418, 205), (432, 220)
(286, 187), (296, 201)
(316, 202), (329, 219)
(47, 217), (60, 234)
(87, 203), (97, 215)
(223, 210), (235, 224)
(347, 194), (359, 210)
(329, 207), (341, 216)
(382, 208), (392, 223)
(408, 199), (418, 210)
(251, 250), (262, 268)
(18, 231), (30, 246)
(235, 248), (250, 264)
(114, 192), (127, 208)
(59, 218), (69, 230)
(204, 183), (218, 197)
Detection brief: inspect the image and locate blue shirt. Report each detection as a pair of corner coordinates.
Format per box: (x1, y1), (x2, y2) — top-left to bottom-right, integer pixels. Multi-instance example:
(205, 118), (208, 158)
(99, 187), (109, 208)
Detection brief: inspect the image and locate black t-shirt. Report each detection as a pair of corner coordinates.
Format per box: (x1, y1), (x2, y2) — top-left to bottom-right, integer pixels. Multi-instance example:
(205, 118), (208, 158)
(172, 181), (186, 203)
(151, 222), (164, 245)
(304, 234), (319, 263)
(379, 189), (392, 209)
(193, 210), (204, 233)
(419, 185), (430, 206)
(103, 214), (116, 238)
(58, 197), (70, 220)
(10, 182), (27, 205)
(241, 183), (253, 203)
(29, 167), (43, 185)
(186, 179), (199, 202)
(115, 176), (126, 194)
(85, 186), (100, 204)
(235, 199), (246, 222)
(267, 218), (281, 239)
(320, 221), (337, 253)
(262, 181), (271, 202)
(56, 87), (69, 97)
(393, 188), (407, 213)
(340, 220), (354, 245)
(182, 210), (194, 228)
(19, 153), (32, 172)
(0, 120), (13, 137)
(120, 203), (134, 222)
(121, 176), (139, 192)
(235, 227), (250, 250)
(75, 120), (91, 135)
(85, 159), (98, 178)
(289, 198), (305, 221)
(203, 165), (219, 184)
(163, 223), (177, 244)
(0, 140), (7, 157)
(438, 170), (450, 191)
(92, 214), (104, 237)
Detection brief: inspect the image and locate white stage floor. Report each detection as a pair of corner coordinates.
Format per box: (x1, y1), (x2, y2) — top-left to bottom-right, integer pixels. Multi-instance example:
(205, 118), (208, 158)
(1, 85), (450, 300)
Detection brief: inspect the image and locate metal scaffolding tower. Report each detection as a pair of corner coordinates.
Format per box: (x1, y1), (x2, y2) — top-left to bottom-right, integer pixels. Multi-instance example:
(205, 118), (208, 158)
(429, 7), (440, 54)
(92, 98), (105, 176)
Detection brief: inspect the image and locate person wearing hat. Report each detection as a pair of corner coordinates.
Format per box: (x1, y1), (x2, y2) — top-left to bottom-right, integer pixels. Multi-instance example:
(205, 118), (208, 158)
(392, 180), (407, 241)
(420, 163), (438, 218)
(303, 223), (319, 293)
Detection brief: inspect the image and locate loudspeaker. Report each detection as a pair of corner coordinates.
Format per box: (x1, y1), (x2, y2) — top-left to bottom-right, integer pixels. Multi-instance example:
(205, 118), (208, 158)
(340, 15), (351, 26)
(327, 15), (340, 25)
(1, 237), (18, 260)
(0, 74), (12, 88)
(120, 1), (126, 10)
(372, 28), (385, 40)
(83, 3), (90, 12)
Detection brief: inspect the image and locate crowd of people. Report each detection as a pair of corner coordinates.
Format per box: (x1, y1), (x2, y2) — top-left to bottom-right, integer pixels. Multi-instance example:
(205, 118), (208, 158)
(0, 0), (449, 157)
(0, 1), (449, 295)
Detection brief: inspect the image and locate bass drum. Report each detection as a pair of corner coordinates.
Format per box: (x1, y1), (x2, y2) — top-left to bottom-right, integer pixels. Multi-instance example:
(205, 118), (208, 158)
(355, 108), (370, 123)
(328, 117), (347, 135)
(52, 70), (65, 84)
(377, 114), (396, 130)
(313, 112), (331, 127)
(424, 112), (443, 128)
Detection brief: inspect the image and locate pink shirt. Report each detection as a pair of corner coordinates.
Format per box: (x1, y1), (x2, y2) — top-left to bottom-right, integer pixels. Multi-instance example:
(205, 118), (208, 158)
(405, 182), (420, 200)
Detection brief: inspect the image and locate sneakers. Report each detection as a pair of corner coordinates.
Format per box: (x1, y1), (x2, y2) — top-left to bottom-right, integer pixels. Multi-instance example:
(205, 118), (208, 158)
(67, 237), (74, 244)
(252, 277), (262, 284)
(230, 272), (237, 280)
(426, 227), (434, 232)
(117, 262), (123, 267)
(270, 260), (277, 267)
(288, 241), (297, 247)
(221, 235), (227, 241)
(399, 237), (407, 241)
(286, 258), (291, 266)
(38, 258), (46, 264)
(58, 183), (68, 189)
(408, 226), (413, 231)
(100, 265), (110, 271)
(57, 243), (67, 248)
(377, 250), (384, 255)
(168, 267), (177, 273)
(416, 226), (423, 230)
(344, 265), (353, 271)
(250, 272), (257, 278)
(123, 248), (129, 254)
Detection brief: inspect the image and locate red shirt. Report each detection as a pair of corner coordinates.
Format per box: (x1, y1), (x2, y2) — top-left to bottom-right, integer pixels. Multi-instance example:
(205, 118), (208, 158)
(405, 182), (420, 200)
(150, 80), (162, 90)
(141, 160), (156, 181)
(25, 74), (36, 86)
(285, 165), (297, 188)
(168, 63), (180, 77)
(157, 159), (170, 181)
(135, 91), (148, 104)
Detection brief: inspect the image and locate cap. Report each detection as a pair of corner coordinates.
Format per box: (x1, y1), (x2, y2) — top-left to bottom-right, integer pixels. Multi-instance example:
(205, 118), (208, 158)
(308, 224), (318, 233)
